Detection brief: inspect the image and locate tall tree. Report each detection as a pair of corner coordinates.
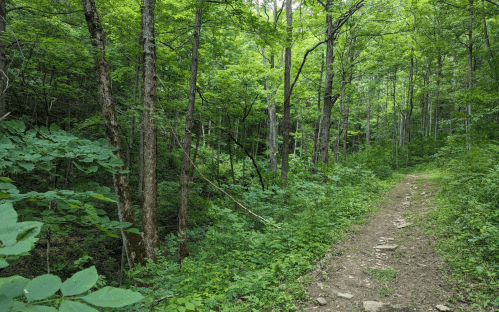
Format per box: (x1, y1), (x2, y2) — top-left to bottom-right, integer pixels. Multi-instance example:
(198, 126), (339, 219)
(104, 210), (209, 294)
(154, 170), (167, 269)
(281, 0), (292, 187)
(179, 0), (203, 264)
(81, 0), (146, 267)
(141, 0), (159, 262)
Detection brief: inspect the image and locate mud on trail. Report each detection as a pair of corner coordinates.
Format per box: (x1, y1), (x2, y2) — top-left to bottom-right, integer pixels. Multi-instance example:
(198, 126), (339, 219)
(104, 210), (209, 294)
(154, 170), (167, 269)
(302, 174), (468, 312)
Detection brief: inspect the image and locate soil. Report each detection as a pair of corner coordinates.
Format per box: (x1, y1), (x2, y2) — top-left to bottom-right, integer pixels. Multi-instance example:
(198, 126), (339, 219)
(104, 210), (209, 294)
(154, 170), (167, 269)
(302, 174), (468, 312)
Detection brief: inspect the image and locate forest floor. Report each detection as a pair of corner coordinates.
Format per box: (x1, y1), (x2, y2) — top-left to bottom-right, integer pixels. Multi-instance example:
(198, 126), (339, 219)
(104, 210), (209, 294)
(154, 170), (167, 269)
(301, 173), (469, 312)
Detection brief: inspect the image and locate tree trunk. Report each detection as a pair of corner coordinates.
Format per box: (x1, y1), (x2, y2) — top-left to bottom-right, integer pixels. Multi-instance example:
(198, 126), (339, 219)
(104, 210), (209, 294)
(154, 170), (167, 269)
(407, 48), (414, 143)
(366, 96), (371, 150)
(467, 0), (473, 138)
(481, 0), (498, 85)
(312, 52), (324, 166)
(179, 2), (202, 264)
(141, 0), (159, 262)
(320, 1), (340, 166)
(435, 52), (442, 139)
(81, 0), (146, 267)
(281, 0), (292, 187)
(0, 0), (7, 117)
(342, 107), (349, 162)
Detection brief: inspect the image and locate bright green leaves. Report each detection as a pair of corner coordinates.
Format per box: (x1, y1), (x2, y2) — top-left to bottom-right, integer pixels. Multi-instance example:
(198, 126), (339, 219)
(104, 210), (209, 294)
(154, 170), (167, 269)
(24, 275), (62, 302)
(0, 120), (122, 175)
(0, 203), (43, 268)
(81, 286), (144, 308)
(0, 276), (30, 298)
(61, 266), (98, 296)
(59, 301), (99, 312)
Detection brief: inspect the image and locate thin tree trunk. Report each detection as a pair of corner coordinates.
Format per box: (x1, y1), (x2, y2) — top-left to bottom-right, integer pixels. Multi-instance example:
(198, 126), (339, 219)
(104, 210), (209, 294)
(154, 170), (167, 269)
(81, 0), (146, 267)
(179, 2), (202, 264)
(366, 95), (371, 150)
(481, 0), (498, 85)
(312, 52), (324, 166)
(281, 0), (292, 187)
(407, 48), (414, 143)
(320, 0), (340, 166)
(141, 0), (159, 262)
(0, 0), (6, 117)
(435, 52), (442, 139)
(342, 107), (349, 162)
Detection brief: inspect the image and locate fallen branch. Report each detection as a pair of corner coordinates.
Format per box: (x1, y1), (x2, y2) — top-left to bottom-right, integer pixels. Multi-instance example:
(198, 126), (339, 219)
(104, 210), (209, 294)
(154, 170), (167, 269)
(171, 127), (281, 229)
(0, 112), (11, 122)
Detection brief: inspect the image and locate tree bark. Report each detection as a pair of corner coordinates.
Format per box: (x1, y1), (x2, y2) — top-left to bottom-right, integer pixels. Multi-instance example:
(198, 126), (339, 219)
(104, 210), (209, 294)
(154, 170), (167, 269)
(407, 48), (414, 143)
(0, 0), (7, 117)
(320, 0), (340, 166)
(81, 0), (146, 267)
(179, 1), (202, 264)
(481, 0), (498, 85)
(281, 0), (292, 187)
(342, 107), (349, 162)
(141, 0), (159, 262)
(435, 52), (442, 139)
(312, 52), (324, 166)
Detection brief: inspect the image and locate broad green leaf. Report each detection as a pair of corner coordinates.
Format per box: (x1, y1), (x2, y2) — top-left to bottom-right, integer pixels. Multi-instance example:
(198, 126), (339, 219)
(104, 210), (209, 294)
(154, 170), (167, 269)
(83, 204), (98, 224)
(124, 228), (141, 235)
(61, 266), (98, 296)
(92, 194), (116, 203)
(0, 294), (14, 311)
(49, 124), (60, 132)
(0, 202), (17, 225)
(0, 259), (8, 268)
(81, 286), (144, 307)
(0, 276), (30, 298)
(0, 177), (14, 183)
(18, 163), (35, 172)
(59, 300), (99, 312)
(24, 274), (62, 302)
(0, 191), (11, 199)
(0, 240), (32, 256)
(8, 120), (26, 133)
(18, 305), (58, 312)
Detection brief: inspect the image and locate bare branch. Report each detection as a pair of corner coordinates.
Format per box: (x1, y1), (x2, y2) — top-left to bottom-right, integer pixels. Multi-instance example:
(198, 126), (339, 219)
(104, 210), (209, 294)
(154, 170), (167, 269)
(0, 112), (11, 122)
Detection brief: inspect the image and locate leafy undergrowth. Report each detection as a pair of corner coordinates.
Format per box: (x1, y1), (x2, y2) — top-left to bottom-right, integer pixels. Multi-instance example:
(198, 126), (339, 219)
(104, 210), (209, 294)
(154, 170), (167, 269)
(131, 165), (395, 311)
(422, 143), (499, 310)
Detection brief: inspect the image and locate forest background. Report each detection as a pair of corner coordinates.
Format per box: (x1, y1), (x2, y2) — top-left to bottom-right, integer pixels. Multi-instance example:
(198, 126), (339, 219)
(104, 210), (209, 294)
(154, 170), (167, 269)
(0, 0), (498, 311)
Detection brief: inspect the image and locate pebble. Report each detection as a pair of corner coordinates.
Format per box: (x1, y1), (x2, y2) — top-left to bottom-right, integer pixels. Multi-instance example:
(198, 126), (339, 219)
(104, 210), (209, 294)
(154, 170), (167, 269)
(316, 297), (327, 306)
(363, 301), (385, 311)
(374, 244), (399, 250)
(436, 305), (451, 311)
(337, 293), (353, 299)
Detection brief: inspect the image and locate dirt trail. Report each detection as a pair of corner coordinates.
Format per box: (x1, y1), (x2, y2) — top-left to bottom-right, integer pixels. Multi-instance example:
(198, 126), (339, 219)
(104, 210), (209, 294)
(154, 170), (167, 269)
(302, 174), (467, 312)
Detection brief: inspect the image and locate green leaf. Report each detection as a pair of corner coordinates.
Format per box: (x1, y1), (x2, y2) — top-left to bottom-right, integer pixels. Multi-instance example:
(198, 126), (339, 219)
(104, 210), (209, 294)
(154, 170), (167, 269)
(0, 177), (14, 183)
(61, 266), (98, 296)
(0, 191), (11, 199)
(18, 163), (35, 172)
(0, 276), (30, 298)
(185, 302), (196, 310)
(49, 124), (60, 132)
(0, 259), (8, 268)
(59, 300), (99, 312)
(18, 305), (58, 311)
(92, 194), (116, 203)
(124, 228), (141, 235)
(24, 274), (62, 302)
(0, 294), (14, 311)
(81, 286), (144, 307)
(0, 202), (17, 224)
(83, 204), (99, 224)
(8, 120), (26, 133)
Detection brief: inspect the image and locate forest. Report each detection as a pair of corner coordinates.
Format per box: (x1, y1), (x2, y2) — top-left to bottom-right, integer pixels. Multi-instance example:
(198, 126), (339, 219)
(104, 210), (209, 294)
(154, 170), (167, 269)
(0, 0), (498, 311)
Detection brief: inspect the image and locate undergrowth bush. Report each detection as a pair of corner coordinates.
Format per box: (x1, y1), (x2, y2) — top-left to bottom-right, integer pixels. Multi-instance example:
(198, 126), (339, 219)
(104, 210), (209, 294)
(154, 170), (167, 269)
(429, 142), (499, 308)
(134, 165), (390, 311)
